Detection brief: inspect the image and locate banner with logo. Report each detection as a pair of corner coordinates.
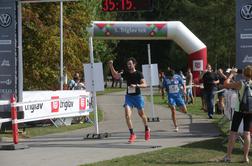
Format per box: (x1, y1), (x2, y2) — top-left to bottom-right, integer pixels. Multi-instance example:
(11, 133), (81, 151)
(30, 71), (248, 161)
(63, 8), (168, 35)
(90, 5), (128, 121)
(93, 22), (168, 40)
(236, 0), (252, 69)
(0, 0), (17, 105)
(192, 60), (203, 71)
(18, 90), (92, 123)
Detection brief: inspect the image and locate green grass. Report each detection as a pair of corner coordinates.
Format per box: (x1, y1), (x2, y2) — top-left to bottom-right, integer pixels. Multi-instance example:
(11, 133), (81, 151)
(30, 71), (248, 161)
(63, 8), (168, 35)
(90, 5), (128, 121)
(97, 87), (125, 96)
(0, 108), (103, 138)
(83, 138), (250, 166)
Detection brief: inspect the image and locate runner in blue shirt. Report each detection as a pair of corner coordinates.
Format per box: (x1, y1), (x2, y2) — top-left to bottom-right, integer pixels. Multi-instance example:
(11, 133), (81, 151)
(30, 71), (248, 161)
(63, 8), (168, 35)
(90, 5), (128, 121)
(163, 69), (187, 132)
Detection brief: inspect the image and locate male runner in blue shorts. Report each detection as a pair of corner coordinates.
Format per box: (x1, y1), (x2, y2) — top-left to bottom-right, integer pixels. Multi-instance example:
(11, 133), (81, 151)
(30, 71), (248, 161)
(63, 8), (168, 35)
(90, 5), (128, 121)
(108, 57), (150, 143)
(163, 69), (187, 132)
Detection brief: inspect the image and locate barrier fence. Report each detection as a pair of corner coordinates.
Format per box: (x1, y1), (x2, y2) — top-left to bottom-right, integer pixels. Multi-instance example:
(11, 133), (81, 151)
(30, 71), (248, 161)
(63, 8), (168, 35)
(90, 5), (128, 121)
(0, 85), (229, 147)
(0, 91), (92, 146)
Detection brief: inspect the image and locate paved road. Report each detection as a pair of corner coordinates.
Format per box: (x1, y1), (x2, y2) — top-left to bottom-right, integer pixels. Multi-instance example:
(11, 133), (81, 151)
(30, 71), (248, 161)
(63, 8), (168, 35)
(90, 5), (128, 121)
(0, 90), (220, 166)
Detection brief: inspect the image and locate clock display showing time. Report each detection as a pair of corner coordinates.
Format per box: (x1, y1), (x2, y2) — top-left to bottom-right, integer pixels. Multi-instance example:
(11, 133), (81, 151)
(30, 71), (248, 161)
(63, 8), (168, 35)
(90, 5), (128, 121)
(102, 0), (153, 12)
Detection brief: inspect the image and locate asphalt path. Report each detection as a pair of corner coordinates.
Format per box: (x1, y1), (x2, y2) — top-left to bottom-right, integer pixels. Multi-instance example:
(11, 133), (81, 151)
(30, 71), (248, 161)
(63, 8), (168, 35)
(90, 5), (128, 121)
(0, 89), (220, 166)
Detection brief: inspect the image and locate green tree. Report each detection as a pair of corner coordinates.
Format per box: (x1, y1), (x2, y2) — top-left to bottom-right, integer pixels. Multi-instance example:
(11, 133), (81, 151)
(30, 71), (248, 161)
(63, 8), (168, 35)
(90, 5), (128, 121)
(113, 0), (236, 72)
(22, 1), (117, 90)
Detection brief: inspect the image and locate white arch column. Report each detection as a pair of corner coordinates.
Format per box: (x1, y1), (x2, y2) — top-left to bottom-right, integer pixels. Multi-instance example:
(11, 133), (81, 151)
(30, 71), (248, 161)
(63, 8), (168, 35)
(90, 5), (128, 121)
(88, 21), (207, 80)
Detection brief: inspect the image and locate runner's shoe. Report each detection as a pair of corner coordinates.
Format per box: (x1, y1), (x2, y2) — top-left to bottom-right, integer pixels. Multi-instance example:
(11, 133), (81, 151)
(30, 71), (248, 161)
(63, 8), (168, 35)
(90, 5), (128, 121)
(128, 134), (136, 143)
(145, 129), (150, 141)
(174, 127), (179, 132)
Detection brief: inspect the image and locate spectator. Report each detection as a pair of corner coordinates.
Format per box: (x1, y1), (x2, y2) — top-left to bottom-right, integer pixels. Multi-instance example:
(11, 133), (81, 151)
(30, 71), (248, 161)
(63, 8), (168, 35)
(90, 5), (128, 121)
(115, 70), (124, 88)
(158, 71), (165, 99)
(68, 72), (80, 90)
(216, 68), (227, 114)
(68, 73), (92, 124)
(186, 68), (194, 104)
(222, 65), (252, 163)
(179, 70), (186, 85)
(202, 64), (219, 119)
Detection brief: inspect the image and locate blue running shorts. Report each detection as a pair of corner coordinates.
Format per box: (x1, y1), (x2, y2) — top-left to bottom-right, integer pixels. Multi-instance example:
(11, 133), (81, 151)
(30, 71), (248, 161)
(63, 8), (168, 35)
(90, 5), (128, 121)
(124, 95), (144, 110)
(167, 95), (185, 107)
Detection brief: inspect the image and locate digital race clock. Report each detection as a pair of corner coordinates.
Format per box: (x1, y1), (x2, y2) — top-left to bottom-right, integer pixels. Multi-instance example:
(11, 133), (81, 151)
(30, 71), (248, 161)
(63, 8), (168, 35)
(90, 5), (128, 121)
(102, 0), (153, 12)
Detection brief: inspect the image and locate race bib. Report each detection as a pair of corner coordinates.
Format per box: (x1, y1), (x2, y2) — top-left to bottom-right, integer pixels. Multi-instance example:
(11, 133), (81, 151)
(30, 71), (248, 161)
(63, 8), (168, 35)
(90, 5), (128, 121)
(128, 86), (136, 94)
(169, 85), (179, 93)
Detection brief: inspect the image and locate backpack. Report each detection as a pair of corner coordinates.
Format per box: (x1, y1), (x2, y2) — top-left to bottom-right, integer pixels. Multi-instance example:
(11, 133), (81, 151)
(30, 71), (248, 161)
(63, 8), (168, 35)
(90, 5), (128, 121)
(68, 80), (78, 90)
(239, 81), (252, 113)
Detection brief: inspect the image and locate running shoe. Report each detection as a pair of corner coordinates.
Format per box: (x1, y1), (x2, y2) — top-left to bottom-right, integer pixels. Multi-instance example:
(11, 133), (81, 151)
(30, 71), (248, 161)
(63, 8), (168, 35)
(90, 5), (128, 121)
(145, 129), (151, 141)
(174, 127), (179, 132)
(128, 134), (136, 143)
(221, 155), (231, 163)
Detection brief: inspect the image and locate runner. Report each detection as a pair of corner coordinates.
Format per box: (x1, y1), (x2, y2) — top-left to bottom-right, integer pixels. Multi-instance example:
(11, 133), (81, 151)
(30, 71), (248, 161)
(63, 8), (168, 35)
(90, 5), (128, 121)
(163, 68), (187, 132)
(108, 57), (150, 143)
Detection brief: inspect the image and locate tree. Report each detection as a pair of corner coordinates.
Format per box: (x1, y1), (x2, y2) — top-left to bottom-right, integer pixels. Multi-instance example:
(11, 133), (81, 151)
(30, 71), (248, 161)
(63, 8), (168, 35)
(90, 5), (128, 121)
(113, 0), (236, 72)
(22, 1), (117, 90)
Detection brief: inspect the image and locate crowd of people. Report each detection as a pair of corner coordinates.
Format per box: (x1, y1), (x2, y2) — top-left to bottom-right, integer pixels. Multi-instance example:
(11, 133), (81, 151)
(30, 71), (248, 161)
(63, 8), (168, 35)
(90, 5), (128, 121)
(70, 61), (252, 163)
(159, 64), (252, 163)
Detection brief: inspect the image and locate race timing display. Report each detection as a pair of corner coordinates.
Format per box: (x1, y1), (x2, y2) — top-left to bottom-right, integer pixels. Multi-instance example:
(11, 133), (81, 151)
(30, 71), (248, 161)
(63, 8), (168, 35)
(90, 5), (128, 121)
(102, 0), (153, 12)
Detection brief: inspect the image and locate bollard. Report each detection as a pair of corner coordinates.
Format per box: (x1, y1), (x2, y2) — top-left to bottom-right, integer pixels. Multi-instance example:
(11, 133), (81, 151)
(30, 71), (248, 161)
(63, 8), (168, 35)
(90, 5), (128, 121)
(10, 95), (18, 144)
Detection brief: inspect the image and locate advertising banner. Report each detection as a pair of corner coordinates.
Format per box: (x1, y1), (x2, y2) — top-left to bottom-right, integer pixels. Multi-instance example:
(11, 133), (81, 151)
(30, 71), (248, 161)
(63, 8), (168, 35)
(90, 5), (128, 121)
(93, 22), (168, 40)
(19, 90), (92, 123)
(236, 0), (252, 69)
(0, 0), (17, 104)
(192, 60), (203, 71)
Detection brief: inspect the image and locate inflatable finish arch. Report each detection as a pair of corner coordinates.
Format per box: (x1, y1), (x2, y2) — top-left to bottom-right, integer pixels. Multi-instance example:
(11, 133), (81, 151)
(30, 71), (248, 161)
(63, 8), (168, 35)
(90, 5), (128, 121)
(88, 21), (207, 80)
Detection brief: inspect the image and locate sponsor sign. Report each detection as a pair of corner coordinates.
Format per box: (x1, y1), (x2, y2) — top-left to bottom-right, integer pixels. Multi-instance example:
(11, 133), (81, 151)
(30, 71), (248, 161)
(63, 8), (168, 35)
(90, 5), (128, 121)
(51, 96), (59, 113)
(236, 0), (252, 69)
(0, 0), (17, 105)
(142, 64), (159, 86)
(79, 96), (87, 111)
(20, 90), (92, 123)
(93, 23), (168, 39)
(193, 60), (203, 71)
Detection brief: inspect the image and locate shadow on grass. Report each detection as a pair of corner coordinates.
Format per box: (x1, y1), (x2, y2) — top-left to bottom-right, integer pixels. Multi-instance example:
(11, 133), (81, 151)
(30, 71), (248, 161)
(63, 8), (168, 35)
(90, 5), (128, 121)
(182, 138), (246, 156)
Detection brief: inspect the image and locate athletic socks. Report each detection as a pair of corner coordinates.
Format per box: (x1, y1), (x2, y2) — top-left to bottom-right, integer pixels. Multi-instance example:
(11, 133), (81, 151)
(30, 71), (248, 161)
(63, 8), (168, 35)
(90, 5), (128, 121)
(129, 128), (134, 135)
(145, 125), (149, 131)
(129, 126), (149, 134)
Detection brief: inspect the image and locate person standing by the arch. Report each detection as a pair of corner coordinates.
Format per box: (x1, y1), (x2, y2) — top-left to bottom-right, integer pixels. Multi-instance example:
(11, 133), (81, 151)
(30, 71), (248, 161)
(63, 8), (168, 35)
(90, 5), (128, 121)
(202, 64), (219, 119)
(108, 57), (150, 143)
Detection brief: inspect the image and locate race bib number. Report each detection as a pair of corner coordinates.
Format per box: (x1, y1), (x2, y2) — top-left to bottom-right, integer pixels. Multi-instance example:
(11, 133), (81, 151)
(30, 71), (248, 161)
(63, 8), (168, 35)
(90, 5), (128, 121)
(169, 85), (179, 93)
(128, 86), (136, 94)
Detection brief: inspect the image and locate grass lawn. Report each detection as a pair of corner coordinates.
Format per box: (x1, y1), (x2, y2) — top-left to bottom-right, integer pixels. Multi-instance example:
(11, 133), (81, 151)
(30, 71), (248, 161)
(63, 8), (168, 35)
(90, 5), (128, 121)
(82, 94), (250, 166)
(97, 87), (125, 96)
(84, 138), (250, 166)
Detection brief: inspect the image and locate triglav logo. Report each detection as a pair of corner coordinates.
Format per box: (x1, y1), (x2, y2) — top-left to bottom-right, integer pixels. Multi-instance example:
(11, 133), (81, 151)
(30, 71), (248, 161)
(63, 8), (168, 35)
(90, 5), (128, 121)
(51, 96), (59, 112)
(241, 4), (252, 20)
(193, 60), (203, 71)
(243, 55), (252, 63)
(79, 97), (86, 111)
(1, 59), (10, 67)
(0, 14), (12, 28)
